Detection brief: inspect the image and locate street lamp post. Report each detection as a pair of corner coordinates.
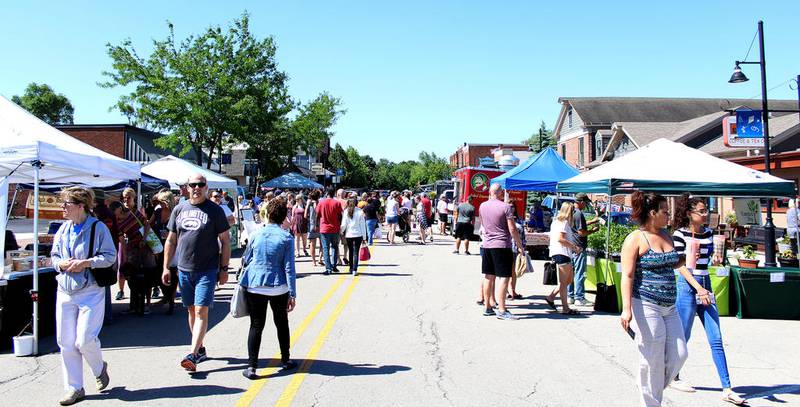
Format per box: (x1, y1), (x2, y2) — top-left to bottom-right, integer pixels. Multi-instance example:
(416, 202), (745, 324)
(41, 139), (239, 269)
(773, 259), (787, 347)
(728, 20), (777, 266)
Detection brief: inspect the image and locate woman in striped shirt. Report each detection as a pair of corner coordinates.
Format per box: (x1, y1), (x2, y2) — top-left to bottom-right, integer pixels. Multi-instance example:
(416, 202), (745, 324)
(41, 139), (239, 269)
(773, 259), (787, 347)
(669, 194), (745, 405)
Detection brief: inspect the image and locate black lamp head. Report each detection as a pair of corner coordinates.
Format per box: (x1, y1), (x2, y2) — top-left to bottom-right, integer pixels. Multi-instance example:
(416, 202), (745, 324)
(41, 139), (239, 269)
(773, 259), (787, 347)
(728, 63), (749, 83)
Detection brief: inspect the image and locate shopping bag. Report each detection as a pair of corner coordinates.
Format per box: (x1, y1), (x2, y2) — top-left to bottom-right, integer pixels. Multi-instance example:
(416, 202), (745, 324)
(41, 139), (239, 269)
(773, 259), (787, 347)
(132, 213), (164, 254)
(594, 263), (619, 313)
(514, 253), (528, 278)
(542, 261), (558, 285)
(373, 225), (383, 240)
(359, 245), (371, 261)
(230, 284), (249, 318)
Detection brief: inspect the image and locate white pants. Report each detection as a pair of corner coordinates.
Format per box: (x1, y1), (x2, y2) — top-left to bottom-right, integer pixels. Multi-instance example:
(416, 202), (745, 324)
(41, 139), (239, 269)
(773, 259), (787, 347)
(631, 297), (688, 407)
(56, 285), (106, 392)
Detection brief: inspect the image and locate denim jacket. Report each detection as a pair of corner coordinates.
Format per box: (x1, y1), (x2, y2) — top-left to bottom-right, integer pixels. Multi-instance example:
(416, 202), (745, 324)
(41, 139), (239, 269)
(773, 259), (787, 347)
(240, 224), (297, 298)
(51, 216), (117, 294)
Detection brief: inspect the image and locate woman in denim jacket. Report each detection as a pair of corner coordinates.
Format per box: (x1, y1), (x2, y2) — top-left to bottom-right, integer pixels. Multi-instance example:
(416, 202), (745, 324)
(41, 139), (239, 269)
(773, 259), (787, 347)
(51, 187), (116, 405)
(239, 197), (297, 379)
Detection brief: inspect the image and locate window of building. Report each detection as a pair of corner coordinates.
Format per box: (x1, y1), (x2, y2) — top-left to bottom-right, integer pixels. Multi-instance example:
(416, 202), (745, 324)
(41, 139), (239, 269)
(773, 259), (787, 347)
(560, 144), (566, 159)
(578, 137), (585, 167)
(567, 108), (573, 128)
(595, 136), (605, 161)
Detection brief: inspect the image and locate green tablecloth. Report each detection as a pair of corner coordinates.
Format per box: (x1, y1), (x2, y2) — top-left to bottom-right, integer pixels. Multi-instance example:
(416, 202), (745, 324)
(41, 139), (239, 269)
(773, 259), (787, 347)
(730, 266), (800, 320)
(585, 256), (731, 316)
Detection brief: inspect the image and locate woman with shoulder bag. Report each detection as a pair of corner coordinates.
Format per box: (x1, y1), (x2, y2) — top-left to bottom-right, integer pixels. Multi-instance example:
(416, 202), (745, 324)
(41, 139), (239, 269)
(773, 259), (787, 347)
(51, 187), (116, 405)
(239, 198), (298, 379)
(149, 190), (177, 314)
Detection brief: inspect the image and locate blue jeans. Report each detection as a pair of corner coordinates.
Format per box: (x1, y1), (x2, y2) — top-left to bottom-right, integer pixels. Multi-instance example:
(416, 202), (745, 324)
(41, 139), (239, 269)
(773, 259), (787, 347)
(366, 219), (378, 245)
(567, 251), (586, 300)
(676, 274), (731, 388)
(320, 233), (340, 273)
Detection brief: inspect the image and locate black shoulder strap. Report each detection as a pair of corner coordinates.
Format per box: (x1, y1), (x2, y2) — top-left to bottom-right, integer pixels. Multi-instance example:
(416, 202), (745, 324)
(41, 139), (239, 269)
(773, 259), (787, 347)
(89, 220), (98, 258)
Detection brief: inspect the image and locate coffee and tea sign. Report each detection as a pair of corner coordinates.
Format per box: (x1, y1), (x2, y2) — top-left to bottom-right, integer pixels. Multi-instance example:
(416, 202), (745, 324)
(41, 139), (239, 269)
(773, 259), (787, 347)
(723, 110), (765, 148)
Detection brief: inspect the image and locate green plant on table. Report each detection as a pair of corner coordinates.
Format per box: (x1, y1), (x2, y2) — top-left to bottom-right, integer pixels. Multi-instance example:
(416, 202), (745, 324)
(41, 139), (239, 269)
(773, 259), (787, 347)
(724, 212), (737, 226)
(779, 234), (791, 245)
(587, 222), (638, 254)
(741, 245), (756, 260)
(779, 249), (796, 259)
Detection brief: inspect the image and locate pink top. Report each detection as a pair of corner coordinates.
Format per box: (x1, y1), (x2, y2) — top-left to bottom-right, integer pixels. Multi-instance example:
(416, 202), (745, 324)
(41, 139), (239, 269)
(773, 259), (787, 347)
(479, 199), (514, 249)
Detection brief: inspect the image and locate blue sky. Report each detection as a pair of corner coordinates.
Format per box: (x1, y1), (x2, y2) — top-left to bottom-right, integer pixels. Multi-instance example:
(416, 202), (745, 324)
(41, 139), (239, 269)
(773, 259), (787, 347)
(1, 1), (798, 162)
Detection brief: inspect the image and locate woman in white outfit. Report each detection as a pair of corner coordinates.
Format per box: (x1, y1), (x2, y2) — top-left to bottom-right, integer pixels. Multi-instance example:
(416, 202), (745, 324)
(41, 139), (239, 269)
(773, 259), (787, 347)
(340, 197), (368, 275)
(51, 186), (117, 405)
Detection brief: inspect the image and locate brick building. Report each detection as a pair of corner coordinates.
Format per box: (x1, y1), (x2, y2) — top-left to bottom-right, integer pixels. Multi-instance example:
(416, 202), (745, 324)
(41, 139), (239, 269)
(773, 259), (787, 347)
(450, 143), (529, 169)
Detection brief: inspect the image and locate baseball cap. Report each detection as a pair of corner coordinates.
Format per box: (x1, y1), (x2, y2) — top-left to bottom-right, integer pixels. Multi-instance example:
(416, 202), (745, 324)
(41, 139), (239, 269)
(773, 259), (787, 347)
(575, 193), (591, 203)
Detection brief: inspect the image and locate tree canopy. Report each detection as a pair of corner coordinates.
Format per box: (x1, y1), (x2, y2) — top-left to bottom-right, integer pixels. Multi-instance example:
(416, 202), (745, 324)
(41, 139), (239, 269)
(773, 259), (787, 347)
(12, 82), (74, 125)
(101, 12), (310, 170)
(328, 144), (452, 191)
(523, 121), (556, 153)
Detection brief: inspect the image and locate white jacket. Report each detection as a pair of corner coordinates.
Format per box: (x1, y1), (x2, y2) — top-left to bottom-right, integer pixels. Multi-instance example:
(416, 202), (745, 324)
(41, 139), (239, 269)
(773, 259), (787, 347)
(341, 207), (368, 239)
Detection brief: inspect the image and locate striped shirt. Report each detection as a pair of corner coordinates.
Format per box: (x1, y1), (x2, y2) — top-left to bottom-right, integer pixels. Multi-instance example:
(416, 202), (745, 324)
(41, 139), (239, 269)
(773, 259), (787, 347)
(633, 232), (679, 307)
(672, 227), (713, 275)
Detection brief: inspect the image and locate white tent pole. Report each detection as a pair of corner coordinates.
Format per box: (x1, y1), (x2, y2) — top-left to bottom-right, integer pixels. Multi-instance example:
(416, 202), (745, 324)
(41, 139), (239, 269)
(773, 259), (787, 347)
(32, 162), (41, 355)
(137, 178), (142, 209)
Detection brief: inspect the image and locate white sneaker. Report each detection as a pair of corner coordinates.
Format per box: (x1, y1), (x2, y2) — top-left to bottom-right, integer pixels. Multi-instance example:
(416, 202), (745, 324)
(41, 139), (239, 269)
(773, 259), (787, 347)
(59, 388), (85, 406)
(574, 299), (594, 307)
(669, 378), (696, 393)
(568, 298), (575, 305)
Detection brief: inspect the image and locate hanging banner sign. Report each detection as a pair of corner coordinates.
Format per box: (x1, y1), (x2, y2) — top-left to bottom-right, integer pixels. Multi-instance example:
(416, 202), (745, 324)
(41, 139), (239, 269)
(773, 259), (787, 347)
(723, 116), (764, 148)
(736, 110), (763, 138)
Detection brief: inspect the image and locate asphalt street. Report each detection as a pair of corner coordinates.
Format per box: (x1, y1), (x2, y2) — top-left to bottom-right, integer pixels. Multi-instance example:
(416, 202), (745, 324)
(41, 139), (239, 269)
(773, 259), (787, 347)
(1, 228), (799, 406)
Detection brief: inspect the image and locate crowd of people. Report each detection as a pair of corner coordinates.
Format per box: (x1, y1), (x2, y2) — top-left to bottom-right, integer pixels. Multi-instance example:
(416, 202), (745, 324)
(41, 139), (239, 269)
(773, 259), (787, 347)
(47, 174), (747, 406)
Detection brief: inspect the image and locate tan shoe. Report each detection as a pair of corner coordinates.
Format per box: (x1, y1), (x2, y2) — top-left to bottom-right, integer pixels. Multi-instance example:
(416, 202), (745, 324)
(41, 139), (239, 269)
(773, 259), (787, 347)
(96, 361), (109, 391)
(59, 388), (85, 406)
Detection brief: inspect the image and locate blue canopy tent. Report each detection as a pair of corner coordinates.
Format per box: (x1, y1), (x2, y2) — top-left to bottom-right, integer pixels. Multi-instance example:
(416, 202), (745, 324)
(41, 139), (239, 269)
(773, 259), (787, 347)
(490, 148), (579, 191)
(20, 171), (170, 194)
(261, 172), (323, 189)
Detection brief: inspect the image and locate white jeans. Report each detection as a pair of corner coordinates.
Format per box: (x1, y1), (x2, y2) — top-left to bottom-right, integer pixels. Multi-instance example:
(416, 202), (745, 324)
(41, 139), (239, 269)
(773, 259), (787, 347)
(56, 284), (106, 392)
(631, 297), (688, 407)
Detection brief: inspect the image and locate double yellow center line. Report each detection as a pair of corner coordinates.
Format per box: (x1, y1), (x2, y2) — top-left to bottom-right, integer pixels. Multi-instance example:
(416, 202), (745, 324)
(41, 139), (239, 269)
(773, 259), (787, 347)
(235, 247), (369, 407)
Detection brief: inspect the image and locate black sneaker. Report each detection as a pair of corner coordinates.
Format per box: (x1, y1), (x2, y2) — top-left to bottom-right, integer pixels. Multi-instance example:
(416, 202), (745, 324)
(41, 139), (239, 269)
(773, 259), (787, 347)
(282, 360), (297, 370)
(114, 291), (124, 301)
(196, 347), (208, 363)
(323, 270), (331, 275)
(482, 308), (495, 316)
(181, 353), (199, 372)
(242, 367), (258, 380)
(333, 268), (341, 274)
(152, 287), (161, 299)
(464, 251), (472, 255)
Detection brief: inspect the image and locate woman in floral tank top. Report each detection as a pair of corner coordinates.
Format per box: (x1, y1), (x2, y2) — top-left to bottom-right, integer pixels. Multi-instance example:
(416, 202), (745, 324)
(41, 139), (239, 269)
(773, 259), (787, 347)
(620, 191), (688, 407)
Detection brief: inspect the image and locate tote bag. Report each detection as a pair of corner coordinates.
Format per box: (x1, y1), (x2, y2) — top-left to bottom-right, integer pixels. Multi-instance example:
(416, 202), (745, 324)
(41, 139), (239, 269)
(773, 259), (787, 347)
(89, 221), (118, 287)
(230, 284), (249, 318)
(594, 261), (619, 313)
(359, 245), (371, 261)
(542, 261), (558, 285)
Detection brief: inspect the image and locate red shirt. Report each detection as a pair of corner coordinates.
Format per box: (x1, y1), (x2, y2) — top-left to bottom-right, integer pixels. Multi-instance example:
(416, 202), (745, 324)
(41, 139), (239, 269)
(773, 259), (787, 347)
(318, 198), (344, 234)
(421, 197), (432, 217)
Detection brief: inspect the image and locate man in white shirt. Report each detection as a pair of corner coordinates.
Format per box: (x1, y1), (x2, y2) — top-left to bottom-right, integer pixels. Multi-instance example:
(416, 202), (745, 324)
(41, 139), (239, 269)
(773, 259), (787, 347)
(210, 190), (236, 225)
(437, 196), (449, 235)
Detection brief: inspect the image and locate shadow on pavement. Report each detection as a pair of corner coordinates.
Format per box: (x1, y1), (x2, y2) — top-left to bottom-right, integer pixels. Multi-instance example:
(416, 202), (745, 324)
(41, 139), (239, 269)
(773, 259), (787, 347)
(195, 357), (411, 380)
(100, 291), (231, 349)
(86, 384), (243, 402)
(696, 383), (800, 401)
(361, 263), (400, 268)
(506, 300), (592, 319)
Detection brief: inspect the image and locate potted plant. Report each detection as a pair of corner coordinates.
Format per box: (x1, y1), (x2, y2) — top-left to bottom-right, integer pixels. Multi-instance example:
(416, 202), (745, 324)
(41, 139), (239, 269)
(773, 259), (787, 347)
(724, 212), (738, 228)
(737, 245), (759, 268)
(777, 249), (799, 268)
(777, 235), (792, 253)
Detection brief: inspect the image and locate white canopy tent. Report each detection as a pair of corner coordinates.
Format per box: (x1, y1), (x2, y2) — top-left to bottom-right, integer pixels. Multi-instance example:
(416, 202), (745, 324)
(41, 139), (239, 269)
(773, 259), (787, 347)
(0, 95), (141, 354)
(141, 155), (237, 189)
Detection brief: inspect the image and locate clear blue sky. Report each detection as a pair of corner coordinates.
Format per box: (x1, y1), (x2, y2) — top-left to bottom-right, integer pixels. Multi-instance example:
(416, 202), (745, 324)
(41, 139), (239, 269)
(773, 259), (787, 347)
(1, 1), (798, 162)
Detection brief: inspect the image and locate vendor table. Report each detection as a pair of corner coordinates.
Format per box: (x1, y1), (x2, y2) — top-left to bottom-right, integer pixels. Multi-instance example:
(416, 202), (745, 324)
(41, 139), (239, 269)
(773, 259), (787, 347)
(0, 267), (58, 349)
(585, 256), (731, 316)
(730, 266), (800, 320)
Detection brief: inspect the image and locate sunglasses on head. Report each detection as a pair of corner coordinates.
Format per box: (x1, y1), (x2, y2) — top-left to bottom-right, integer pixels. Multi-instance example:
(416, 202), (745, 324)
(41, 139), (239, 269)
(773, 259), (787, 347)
(187, 182), (207, 188)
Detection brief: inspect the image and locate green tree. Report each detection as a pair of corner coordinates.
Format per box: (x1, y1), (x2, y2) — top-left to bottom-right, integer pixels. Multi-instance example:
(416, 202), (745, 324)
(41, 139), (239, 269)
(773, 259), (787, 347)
(523, 121), (556, 153)
(12, 83), (74, 124)
(101, 13), (294, 168)
(291, 92), (345, 160)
